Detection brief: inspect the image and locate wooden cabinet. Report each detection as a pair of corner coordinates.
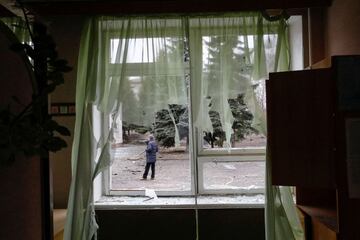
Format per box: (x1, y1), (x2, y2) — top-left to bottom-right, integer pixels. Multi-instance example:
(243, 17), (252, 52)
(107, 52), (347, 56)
(266, 68), (335, 188)
(266, 56), (360, 240)
(312, 217), (337, 240)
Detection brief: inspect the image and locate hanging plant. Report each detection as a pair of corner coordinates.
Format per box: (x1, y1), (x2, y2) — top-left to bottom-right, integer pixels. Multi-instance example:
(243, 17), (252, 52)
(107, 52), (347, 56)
(0, 11), (71, 166)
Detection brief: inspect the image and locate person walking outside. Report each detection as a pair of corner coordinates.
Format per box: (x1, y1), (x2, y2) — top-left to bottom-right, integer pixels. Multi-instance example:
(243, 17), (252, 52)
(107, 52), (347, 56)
(142, 135), (158, 180)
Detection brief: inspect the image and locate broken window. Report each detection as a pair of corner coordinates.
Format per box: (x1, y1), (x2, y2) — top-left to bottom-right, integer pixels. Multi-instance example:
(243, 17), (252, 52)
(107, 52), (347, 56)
(77, 14), (291, 199)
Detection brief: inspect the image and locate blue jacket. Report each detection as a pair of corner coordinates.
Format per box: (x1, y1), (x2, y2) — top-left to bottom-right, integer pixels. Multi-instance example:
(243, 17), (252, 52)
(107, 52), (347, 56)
(146, 140), (158, 163)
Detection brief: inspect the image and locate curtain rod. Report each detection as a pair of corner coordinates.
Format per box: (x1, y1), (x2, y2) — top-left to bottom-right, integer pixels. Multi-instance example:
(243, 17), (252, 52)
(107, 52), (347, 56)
(93, 10), (293, 22)
(95, 11), (264, 19)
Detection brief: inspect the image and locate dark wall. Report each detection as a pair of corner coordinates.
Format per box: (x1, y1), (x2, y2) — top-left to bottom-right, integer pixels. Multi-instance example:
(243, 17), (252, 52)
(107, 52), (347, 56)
(325, 0), (360, 56)
(96, 208), (265, 240)
(45, 15), (85, 208)
(0, 21), (43, 240)
(198, 209), (265, 240)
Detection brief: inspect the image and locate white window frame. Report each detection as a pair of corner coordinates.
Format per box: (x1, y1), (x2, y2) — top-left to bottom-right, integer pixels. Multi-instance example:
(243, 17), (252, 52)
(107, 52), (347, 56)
(104, 67), (266, 197)
(193, 126), (266, 195)
(105, 52), (195, 196)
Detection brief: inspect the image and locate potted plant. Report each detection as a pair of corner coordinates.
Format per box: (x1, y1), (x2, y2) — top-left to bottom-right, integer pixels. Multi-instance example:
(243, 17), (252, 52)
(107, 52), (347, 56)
(0, 17), (71, 166)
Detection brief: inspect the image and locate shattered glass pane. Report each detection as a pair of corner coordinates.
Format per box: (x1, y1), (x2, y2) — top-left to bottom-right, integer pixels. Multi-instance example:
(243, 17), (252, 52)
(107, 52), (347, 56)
(202, 161), (265, 191)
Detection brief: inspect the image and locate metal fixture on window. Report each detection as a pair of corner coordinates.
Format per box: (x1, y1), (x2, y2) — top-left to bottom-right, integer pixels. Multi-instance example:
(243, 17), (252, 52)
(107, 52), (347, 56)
(262, 9), (290, 21)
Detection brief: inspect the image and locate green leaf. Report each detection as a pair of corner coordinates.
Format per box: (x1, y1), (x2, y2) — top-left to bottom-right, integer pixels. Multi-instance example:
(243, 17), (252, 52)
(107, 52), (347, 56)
(47, 72), (64, 85)
(44, 83), (57, 94)
(57, 65), (72, 73)
(0, 148), (15, 166)
(56, 125), (71, 136)
(10, 43), (25, 51)
(34, 147), (49, 158)
(23, 44), (35, 59)
(53, 59), (69, 67)
(44, 136), (67, 152)
(43, 119), (59, 131)
(0, 21), (71, 165)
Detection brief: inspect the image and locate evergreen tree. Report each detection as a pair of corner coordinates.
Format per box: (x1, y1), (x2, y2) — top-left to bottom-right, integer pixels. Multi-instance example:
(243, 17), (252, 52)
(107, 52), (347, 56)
(203, 110), (226, 148)
(137, 75), (160, 127)
(120, 77), (139, 123)
(153, 104), (189, 148)
(154, 109), (175, 147)
(203, 35), (255, 147)
(117, 76), (140, 141)
(137, 37), (189, 148)
(228, 94), (258, 141)
(172, 104), (189, 141)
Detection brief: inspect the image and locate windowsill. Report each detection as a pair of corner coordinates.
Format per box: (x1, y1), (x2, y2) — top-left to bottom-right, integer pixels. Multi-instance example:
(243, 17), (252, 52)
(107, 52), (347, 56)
(95, 194), (265, 210)
(198, 147), (266, 157)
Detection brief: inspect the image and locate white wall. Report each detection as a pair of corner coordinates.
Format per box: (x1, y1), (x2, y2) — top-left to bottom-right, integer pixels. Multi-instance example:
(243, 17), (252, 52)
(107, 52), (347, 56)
(288, 16), (304, 70)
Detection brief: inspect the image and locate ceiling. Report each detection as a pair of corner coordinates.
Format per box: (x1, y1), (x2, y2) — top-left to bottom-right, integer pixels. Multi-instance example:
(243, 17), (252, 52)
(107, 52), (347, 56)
(1, 0), (332, 16)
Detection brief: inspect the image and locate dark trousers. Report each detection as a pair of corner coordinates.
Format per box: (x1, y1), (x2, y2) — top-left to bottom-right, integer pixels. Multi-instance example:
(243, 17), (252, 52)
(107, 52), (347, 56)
(143, 162), (155, 179)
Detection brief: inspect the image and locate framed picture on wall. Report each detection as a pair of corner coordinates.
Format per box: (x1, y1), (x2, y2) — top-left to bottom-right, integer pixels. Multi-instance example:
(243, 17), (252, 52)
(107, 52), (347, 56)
(50, 103), (75, 116)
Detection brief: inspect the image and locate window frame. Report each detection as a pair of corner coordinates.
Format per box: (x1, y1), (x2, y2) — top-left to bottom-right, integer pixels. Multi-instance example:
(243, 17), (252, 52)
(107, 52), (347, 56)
(98, 14), (305, 198)
(104, 65), (266, 197)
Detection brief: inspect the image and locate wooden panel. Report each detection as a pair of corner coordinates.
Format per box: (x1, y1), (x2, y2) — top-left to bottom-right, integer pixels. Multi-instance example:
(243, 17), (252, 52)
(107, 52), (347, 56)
(54, 230), (64, 240)
(266, 69), (336, 188)
(311, 57), (332, 69)
(309, 8), (326, 65)
(312, 218), (338, 240)
(337, 196), (360, 240)
(336, 112), (360, 240)
(53, 209), (66, 237)
(297, 208), (310, 240)
(334, 57), (360, 239)
(297, 204), (338, 233)
(333, 56), (360, 111)
(296, 187), (337, 210)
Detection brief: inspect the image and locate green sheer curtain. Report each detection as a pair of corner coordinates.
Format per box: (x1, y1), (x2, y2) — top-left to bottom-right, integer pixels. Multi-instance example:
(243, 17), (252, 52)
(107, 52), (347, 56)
(189, 13), (288, 141)
(66, 13), (304, 240)
(64, 16), (188, 240)
(188, 13), (304, 239)
(264, 19), (305, 240)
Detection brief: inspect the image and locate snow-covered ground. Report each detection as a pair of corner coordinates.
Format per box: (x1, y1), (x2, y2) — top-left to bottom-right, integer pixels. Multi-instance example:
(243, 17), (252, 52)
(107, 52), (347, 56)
(110, 144), (265, 192)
